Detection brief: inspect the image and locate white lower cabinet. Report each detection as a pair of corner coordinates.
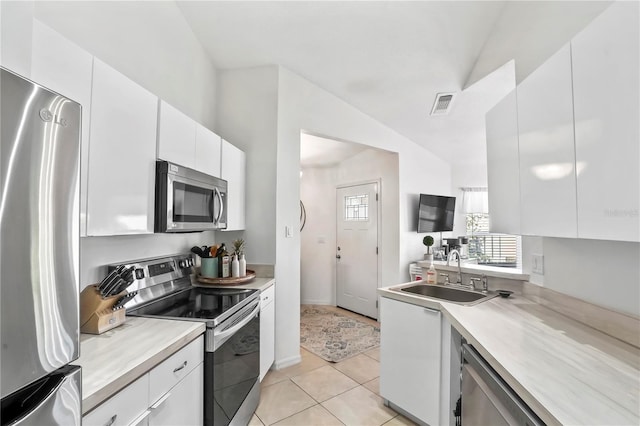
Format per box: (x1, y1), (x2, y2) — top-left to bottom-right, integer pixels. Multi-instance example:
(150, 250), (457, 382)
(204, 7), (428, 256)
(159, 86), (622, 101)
(380, 297), (441, 426)
(82, 374), (150, 426)
(260, 285), (275, 381)
(83, 336), (204, 426)
(148, 363), (204, 426)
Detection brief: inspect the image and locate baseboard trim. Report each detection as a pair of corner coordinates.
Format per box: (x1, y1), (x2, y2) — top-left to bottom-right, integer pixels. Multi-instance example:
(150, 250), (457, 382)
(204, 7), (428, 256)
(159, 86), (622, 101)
(273, 354), (302, 370)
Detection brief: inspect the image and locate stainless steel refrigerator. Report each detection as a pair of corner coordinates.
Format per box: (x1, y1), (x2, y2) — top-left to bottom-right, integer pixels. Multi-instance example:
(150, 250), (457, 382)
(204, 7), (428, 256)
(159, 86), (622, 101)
(1, 68), (82, 425)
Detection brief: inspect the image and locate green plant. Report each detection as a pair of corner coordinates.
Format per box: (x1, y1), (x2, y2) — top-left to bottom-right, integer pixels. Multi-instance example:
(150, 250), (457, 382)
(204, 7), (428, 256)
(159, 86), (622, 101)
(422, 235), (434, 253)
(232, 238), (245, 256)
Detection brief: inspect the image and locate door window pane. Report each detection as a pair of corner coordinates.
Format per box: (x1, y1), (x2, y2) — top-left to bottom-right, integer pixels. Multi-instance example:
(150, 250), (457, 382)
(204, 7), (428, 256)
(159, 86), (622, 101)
(345, 194), (368, 221)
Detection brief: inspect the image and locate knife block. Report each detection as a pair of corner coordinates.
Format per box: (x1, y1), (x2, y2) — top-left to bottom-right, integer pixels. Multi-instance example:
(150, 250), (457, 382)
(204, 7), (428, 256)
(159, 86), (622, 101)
(80, 285), (126, 335)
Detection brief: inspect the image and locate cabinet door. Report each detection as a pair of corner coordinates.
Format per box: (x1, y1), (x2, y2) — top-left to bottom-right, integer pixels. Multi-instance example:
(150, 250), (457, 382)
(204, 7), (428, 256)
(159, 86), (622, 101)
(571, 2), (640, 242)
(148, 362), (204, 426)
(87, 58), (158, 235)
(517, 44), (577, 237)
(260, 286), (275, 381)
(157, 100), (196, 169)
(486, 90), (521, 235)
(221, 140), (246, 231)
(149, 336), (203, 405)
(195, 123), (222, 177)
(83, 374), (150, 426)
(31, 20), (94, 237)
(380, 297), (441, 426)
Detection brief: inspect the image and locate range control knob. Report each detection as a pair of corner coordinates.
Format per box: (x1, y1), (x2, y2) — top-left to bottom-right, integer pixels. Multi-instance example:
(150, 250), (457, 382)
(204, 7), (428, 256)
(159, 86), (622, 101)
(179, 259), (193, 269)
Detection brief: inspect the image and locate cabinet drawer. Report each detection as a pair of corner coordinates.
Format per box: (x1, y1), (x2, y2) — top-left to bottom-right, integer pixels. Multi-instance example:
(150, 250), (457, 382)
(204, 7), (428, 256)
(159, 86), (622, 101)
(149, 336), (204, 405)
(83, 374), (149, 426)
(260, 286), (275, 306)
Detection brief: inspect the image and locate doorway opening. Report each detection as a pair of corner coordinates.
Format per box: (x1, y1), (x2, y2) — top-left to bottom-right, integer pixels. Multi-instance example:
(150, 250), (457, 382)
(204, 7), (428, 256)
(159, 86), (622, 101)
(300, 132), (398, 320)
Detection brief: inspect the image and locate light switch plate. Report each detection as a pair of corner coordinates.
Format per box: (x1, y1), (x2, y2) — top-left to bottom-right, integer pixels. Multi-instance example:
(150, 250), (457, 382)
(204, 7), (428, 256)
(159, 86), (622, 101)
(532, 254), (544, 274)
(285, 225), (292, 238)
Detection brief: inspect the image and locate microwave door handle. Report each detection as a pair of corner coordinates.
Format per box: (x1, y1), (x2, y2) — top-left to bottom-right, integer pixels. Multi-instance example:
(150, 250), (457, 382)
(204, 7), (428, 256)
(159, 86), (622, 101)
(214, 187), (224, 224)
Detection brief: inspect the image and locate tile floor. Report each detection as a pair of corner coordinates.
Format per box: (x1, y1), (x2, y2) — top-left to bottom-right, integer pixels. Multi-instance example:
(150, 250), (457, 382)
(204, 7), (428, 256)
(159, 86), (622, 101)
(250, 307), (417, 426)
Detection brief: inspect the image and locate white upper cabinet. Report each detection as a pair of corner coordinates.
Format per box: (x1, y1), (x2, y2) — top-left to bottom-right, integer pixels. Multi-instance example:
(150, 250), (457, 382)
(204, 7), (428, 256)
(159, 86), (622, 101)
(221, 140), (246, 231)
(31, 21), (94, 237)
(157, 100), (197, 169)
(157, 100), (222, 177)
(195, 123), (221, 178)
(486, 90), (521, 235)
(517, 44), (577, 238)
(87, 58), (158, 236)
(571, 2), (639, 242)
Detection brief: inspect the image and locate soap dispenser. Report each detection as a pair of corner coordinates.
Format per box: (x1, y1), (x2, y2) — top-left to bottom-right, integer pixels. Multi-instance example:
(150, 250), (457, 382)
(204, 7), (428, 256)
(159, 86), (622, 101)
(426, 263), (437, 284)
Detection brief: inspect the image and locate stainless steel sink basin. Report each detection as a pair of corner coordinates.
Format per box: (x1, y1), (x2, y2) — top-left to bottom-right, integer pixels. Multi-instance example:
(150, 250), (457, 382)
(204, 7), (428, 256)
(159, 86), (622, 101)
(393, 284), (497, 306)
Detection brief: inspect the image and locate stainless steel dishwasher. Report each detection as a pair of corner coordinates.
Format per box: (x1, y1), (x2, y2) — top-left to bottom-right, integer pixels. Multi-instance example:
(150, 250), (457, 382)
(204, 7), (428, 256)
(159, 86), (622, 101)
(461, 343), (545, 426)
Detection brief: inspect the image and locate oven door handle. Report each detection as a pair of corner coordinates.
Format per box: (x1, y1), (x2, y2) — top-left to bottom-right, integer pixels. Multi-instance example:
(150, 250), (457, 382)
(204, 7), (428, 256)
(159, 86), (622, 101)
(213, 300), (260, 345)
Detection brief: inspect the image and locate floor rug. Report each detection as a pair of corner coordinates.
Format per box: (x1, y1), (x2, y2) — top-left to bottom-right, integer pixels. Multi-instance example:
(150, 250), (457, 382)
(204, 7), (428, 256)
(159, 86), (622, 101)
(300, 305), (380, 363)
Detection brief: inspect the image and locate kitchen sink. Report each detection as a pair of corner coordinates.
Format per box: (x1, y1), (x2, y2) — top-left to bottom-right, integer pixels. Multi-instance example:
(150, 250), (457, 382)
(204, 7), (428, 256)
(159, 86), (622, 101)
(393, 283), (497, 306)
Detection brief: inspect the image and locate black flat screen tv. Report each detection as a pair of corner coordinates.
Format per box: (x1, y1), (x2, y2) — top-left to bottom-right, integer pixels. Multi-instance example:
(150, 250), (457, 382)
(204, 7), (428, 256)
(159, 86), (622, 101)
(417, 194), (456, 233)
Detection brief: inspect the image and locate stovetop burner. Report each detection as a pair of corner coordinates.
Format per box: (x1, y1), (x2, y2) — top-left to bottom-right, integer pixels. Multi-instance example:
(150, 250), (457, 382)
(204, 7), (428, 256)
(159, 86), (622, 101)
(130, 287), (258, 322)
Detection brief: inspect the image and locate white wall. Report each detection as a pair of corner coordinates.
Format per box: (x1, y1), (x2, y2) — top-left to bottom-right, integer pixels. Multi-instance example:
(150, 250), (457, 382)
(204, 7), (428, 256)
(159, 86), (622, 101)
(32, 1), (217, 127)
(215, 66), (279, 266)
(0, 2), (222, 285)
(543, 238), (639, 317)
(217, 65), (451, 367)
(276, 67), (451, 365)
(80, 232), (216, 289)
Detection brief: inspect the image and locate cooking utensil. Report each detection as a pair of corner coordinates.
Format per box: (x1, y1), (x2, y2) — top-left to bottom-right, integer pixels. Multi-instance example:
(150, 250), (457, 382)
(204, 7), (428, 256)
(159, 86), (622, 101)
(191, 246), (204, 257)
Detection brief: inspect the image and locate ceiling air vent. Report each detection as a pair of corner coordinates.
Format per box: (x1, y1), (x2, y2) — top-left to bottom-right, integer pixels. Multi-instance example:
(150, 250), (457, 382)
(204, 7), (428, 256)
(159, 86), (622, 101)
(430, 92), (456, 116)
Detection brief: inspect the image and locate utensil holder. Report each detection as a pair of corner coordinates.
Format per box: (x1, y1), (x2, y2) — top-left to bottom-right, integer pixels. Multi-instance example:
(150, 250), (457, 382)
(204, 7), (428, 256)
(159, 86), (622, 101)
(80, 285), (126, 335)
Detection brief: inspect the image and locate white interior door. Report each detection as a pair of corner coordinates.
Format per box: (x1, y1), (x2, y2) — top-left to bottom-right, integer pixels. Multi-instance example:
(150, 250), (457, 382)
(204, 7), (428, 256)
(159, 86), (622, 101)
(336, 183), (379, 318)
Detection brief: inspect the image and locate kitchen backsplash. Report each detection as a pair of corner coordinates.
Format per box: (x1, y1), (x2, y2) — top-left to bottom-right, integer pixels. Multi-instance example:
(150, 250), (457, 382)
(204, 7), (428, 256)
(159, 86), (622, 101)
(80, 231), (217, 288)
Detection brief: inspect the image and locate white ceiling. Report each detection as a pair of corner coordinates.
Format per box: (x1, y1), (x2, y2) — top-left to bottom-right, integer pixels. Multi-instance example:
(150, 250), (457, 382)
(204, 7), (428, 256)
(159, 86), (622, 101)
(178, 1), (610, 166)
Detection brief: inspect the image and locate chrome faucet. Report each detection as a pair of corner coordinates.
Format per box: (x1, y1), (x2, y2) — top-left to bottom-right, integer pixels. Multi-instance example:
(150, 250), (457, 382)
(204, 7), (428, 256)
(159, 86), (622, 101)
(447, 249), (463, 284)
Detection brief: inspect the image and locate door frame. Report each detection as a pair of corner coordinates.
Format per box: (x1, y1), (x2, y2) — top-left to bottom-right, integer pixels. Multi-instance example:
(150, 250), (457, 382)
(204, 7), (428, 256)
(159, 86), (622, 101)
(334, 179), (382, 315)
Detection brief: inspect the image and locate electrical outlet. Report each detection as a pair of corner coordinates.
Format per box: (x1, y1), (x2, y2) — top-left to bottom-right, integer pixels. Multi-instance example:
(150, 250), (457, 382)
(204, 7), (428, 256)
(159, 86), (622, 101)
(532, 254), (544, 274)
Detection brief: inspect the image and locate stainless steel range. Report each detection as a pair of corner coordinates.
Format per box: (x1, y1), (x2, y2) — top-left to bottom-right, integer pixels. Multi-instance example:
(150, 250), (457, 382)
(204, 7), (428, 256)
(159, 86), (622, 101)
(113, 254), (260, 426)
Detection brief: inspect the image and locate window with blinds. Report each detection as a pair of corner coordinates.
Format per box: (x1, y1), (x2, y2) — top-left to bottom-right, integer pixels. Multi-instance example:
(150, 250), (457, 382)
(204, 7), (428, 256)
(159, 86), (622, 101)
(466, 213), (520, 268)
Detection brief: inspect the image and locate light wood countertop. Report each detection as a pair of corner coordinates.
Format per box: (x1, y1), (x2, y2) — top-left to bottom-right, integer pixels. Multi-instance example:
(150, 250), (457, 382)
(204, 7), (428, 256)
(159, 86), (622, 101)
(76, 317), (205, 414)
(378, 285), (640, 425)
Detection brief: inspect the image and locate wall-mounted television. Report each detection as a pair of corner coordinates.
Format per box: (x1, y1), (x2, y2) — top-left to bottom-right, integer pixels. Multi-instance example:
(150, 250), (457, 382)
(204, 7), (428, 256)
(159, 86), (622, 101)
(417, 194), (456, 233)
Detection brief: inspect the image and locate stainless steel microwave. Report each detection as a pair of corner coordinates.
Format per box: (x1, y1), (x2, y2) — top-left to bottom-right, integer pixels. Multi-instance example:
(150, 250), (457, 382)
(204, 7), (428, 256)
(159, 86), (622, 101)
(155, 160), (227, 232)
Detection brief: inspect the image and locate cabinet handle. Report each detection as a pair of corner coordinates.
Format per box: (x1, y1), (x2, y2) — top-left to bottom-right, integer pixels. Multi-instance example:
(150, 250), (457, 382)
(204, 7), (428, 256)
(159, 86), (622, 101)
(150, 392), (172, 410)
(104, 414), (117, 426)
(129, 410), (151, 426)
(423, 307), (440, 314)
(173, 360), (187, 373)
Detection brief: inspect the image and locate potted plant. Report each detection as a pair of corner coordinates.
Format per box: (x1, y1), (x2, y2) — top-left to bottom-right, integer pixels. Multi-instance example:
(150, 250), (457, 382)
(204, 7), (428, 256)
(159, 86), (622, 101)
(423, 235), (435, 262)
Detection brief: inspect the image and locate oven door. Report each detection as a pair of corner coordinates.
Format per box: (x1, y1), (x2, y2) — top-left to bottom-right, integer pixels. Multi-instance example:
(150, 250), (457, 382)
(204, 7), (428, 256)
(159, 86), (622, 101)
(207, 299), (260, 426)
(156, 161), (227, 232)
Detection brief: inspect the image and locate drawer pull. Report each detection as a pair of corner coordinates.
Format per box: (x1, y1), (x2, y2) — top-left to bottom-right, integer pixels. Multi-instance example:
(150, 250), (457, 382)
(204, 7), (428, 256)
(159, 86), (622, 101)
(104, 414), (117, 426)
(129, 410), (151, 426)
(150, 392), (172, 410)
(173, 360), (187, 373)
